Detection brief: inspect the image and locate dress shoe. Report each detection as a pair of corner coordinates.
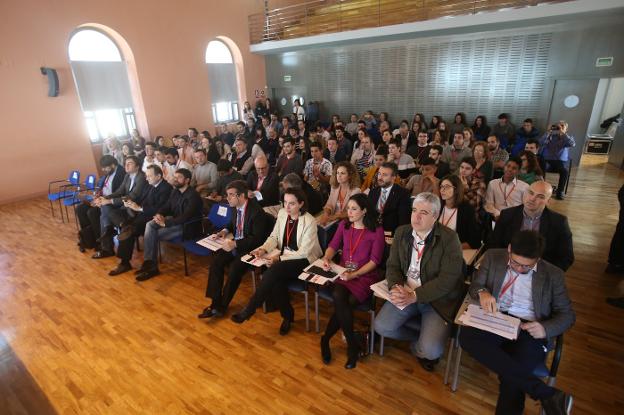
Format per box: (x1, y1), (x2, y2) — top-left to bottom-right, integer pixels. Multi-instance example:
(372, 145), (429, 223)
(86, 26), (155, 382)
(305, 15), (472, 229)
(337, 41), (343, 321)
(197, 307), (224, 319)
(320, 335), (332, 364)
(135, 260), (154, 275)
(541, 389), (573, 415)
(417, 357), (440, 372)
(108, 262), (132, 276)
(135, 268), (160, 282)
(279, 318), (292, 336)
(345, 344), (360, 369)
(92, 250), (114, 259)
(117, 225), (134, 241)
(79, 245), (86, 253)
(231, 307), (255, 324)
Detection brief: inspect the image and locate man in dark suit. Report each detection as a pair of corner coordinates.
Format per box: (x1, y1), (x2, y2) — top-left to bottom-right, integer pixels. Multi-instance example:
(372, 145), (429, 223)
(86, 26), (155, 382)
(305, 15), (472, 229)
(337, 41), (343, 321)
(460, 230), (575, 415)
(246, 155), (280, 207)
(93, 156), (147, 258)
(323, 135), (348, 165)
(135, 168), (203, 281)
(76, 155), (125, 251)
(488, 181), (574, 271)
(368, 162), (411, 235)
(199, 180), (275, 318)
(107, 164), (172, 276)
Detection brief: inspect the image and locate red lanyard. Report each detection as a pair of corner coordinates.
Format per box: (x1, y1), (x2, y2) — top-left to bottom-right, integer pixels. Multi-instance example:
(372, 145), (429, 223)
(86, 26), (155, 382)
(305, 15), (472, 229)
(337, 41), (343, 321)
(103, 174), (111, 188)
(499, 269), (520, 298)
(348, 227), (366, 261)
(439, 207), (457, 227)
(498, 180), (516, 205)
(337, 188), (346, 212)
(412, 240), (426, 262)
(285, 217), (297, 247)
(237, 202), (247, 236)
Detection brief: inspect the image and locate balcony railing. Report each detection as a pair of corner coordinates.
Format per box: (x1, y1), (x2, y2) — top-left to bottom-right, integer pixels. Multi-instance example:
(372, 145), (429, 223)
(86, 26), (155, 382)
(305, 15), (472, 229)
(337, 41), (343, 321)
(249, 0), (570, 44)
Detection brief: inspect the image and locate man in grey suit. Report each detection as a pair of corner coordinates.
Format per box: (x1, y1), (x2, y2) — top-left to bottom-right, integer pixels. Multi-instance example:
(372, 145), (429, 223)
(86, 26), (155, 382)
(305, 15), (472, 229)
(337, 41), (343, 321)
(374, 192), (465, 372)
(92, 155), (146, 258)
(460, 230), (575, 415)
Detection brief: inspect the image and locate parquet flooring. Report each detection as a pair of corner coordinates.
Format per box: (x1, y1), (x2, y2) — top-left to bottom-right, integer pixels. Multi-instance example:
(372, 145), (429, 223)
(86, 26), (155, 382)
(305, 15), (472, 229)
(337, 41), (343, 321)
(0, 155), (622, 414)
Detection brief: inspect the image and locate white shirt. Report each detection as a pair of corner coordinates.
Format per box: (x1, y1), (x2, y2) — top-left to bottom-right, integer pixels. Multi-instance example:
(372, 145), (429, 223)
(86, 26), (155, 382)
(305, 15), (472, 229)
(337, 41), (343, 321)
(498, 265), (537, 321)
(377, 185), (393, 211)
(142, 156), (161, 173)
(101, 169), (117, 196)
(407, 229), (431, 289)
(486, 177), (529, 213)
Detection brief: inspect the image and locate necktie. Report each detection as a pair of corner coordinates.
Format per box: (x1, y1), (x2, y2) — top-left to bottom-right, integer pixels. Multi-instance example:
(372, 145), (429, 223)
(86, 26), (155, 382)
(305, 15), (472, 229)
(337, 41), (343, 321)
(236, 209), (243, 240)
(378, 188), (388, 211)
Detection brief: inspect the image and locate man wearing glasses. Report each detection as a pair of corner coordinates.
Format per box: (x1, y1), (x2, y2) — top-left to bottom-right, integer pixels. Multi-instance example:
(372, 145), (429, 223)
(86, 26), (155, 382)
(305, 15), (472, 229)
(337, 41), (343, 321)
(460, 230), (575, 415)
(374, 192), (464, 372)
(489, 181), (574, 271)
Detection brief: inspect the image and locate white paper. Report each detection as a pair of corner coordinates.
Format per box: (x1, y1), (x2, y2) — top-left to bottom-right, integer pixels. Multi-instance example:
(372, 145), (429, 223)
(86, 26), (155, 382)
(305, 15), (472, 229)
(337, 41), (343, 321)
(240, 249), (281, 267)
(369, 280), (408, 311)
(297, 259), (347, 285)
(254, 191), (263, 201)
(217, 206), (228, 217)
(458, 304), (520, 340)
(318, 218), (338, 230)
(196, 233), (232, 251)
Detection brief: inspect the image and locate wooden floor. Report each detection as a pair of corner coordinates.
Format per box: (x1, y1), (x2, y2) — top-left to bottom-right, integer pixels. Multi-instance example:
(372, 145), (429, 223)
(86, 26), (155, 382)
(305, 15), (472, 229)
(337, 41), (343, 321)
(0, 155), (623, 415)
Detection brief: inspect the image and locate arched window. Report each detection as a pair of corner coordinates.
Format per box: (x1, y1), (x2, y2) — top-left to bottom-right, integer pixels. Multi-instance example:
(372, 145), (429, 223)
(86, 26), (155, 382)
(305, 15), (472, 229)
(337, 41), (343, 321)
(69, 29), (136, 142)
(206, 40), (239, 123)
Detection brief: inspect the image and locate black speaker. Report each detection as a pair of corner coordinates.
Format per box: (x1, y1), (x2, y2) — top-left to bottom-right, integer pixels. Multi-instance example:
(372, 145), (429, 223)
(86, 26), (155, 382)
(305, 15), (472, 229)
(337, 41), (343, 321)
(40, 67), (59, 97)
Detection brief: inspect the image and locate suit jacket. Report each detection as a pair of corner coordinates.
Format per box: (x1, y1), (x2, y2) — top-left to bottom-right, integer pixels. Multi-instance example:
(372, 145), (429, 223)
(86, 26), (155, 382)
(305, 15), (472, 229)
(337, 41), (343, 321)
(246, 170), (280, 207)
(368, 184), (411, 234)
(226, 198), (275, 255)
(469, 249), (575, 338)
(106, 171), (147, 206)
(97, 165), (126, 194)
(258, 209), (323, 263)
(434, 161), (450, 179)
(488, 205), (574, 271)
(158, 186), (203, 238)
(323, 147), (347, 164)
(386, 222), (465, 322)
(139, 180), (173, 217)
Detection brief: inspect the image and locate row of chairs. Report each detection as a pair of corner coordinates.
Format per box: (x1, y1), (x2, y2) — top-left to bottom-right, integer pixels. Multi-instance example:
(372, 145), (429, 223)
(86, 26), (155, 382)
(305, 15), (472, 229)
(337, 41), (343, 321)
(48, 170), (97, 226)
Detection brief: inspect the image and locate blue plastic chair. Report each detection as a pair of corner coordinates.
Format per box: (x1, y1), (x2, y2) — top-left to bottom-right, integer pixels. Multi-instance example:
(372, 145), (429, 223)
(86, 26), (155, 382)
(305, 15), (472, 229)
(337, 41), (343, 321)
(64, 174), (97, 228)
(164, 203), (233, 276)
(48, 170), (80, 222)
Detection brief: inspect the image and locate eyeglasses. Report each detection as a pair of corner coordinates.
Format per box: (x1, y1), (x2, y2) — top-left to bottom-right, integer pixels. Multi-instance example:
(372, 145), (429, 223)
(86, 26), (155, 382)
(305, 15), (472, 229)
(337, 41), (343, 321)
(509, 256), (537, 272)
(440, 184), (454, 190)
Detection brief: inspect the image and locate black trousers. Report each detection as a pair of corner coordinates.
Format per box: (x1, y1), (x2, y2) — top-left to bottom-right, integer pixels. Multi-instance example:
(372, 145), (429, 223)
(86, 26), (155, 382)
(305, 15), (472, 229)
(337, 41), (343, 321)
(545, 160), (569, 195)
(75, 203), (101, 247)
(609, 218), (624, 266)
(460, 327), (554, 415)
(116, 214), (150, 263)
(206, 250), (252, 311)
(246, 258), (309, 320)
(323, 284), (359, 349)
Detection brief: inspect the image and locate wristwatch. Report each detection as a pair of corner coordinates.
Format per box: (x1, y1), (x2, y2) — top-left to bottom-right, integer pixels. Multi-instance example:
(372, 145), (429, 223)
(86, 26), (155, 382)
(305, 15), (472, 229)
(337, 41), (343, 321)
(476, 288), (488, 295)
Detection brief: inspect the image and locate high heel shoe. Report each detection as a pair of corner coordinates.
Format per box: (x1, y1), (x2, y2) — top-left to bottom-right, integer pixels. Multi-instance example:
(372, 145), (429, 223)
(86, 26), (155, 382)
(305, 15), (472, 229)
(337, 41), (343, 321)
(320, 335), (332, 365)
(345, 344), (360, 369)
(231, 307), (255, 324)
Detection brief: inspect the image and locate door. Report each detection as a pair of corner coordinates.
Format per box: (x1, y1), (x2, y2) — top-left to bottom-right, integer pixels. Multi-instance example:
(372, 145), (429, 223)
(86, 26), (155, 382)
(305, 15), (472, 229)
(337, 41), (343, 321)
(547, 79), (599, 165)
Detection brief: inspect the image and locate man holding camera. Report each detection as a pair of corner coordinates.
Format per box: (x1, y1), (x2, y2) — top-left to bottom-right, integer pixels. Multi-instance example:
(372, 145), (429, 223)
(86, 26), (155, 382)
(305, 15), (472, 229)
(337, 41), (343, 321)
(540, 121), (575, 200)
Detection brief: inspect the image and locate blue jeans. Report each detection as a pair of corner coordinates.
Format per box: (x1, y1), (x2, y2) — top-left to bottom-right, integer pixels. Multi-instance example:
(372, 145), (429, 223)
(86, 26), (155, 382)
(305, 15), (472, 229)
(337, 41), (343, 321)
(143, 220), (183, 263)
(374, 301), (450, 360)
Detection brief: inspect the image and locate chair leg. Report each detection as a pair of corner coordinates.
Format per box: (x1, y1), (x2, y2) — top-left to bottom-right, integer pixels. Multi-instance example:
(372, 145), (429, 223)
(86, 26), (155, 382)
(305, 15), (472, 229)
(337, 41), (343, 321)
(379, 335), (385, 356)
(72, 204), (79, 230)
(451, 346), (463, 392)
(314, 291), (320, 333)
(58, 199), (65, 223)
(444, 337), (456, 385)
(183, 249), (189, 276)
(304, 291), (310, 332)
(251, 270), (256, 292)
(49, 200), (55, 218)
(369, 311), (375, 355)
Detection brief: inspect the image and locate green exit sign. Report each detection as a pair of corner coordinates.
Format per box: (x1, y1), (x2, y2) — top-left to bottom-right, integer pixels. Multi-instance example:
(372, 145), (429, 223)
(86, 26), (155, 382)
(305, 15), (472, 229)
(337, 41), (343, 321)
(596, 57), (613, 67)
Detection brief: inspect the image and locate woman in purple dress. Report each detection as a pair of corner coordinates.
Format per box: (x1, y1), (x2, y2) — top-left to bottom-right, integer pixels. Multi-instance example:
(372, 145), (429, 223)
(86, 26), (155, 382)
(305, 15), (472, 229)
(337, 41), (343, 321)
(319, 193), (385, 369)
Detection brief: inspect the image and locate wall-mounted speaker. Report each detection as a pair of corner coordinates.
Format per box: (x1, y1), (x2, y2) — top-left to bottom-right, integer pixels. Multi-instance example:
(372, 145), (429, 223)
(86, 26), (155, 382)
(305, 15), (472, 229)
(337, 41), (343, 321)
(40, 67), (59, 97)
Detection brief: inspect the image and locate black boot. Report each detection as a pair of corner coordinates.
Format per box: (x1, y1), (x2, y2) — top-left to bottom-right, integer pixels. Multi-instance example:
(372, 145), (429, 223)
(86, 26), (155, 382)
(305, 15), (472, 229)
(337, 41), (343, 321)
(320, 335), (332, 364)
(345, 341), (360, 369)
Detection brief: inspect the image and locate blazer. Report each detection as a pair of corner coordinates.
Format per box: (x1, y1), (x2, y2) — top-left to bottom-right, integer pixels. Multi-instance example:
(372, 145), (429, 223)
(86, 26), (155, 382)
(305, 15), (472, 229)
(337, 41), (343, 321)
(258, 209), (323, 263)
(368, 185), (411, 234)
(323, 147), (347, 164)
(246, 169), (280, 207)
(226, 198), (275, 255)
(488, 205), (574, 271)
(324, 186), (361, 215)
(158, 186), (203, 238)
(442, 202), (481, 249)
(386, 222), (465, 323)
(97, 165), (126, 195)
(138, 180), (173, 218)
(469, 249), (575, 339)
(106, 171), (147, 206)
